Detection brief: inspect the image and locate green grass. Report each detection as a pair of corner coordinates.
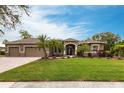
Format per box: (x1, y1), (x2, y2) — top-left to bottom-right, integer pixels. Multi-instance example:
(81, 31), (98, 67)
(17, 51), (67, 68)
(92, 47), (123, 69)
(0, 58), (124, 81)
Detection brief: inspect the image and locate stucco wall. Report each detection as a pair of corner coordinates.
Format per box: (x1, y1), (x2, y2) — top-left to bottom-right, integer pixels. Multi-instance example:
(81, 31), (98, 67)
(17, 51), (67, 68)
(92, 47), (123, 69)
(6, 44), (49, 57)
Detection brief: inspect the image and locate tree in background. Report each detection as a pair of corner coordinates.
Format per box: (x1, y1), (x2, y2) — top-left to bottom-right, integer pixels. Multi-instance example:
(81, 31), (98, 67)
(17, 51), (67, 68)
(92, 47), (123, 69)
(19, 30), (32, 39)
(77, 44), (90, 57)
(113, 40), (124, 58)
(38, 35), (49, 59)
(2, 39), (8, 44)
(92, 32), (121, 50)
(0, 5), (29, 35)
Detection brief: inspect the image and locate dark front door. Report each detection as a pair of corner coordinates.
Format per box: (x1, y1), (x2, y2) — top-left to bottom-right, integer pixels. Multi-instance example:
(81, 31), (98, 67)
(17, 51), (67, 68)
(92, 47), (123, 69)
(66, 44), (75, 55)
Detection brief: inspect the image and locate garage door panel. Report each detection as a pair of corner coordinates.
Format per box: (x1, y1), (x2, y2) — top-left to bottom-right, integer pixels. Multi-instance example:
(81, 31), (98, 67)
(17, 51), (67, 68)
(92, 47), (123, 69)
(25, 47), (44, 57)
(9, 47), (20, 57)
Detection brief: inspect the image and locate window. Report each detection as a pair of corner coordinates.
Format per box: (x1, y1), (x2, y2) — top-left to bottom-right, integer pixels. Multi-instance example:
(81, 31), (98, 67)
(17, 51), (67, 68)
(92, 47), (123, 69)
(58, 48), (61, 53)
(92, 46), (98, 51)
(54, 47), (57, 52)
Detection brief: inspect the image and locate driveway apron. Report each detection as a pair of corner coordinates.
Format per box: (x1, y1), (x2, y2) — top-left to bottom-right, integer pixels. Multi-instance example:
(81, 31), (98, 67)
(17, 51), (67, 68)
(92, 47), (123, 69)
(0, 57), (40, 73)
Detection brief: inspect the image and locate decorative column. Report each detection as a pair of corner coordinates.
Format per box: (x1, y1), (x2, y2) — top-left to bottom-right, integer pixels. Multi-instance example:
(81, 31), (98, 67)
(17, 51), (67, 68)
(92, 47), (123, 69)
(64, 45), (66, 55)
(75, 45), (77, 55)
(98, 45), (100, 51)
(19, 45), (24, 57)
(5, 45), (9, 56)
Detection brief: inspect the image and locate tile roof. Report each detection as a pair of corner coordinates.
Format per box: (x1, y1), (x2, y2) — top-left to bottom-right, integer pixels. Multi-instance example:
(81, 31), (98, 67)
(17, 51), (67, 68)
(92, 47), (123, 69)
(6, 38), (106, 45)
(6, 38), (39, 44)
(64, 38), (79, 42)
(80, 40), (107, 44)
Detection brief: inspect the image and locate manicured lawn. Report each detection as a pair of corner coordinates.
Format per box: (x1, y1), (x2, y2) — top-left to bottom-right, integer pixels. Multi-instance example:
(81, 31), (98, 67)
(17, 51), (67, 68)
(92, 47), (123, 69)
(0, 58), (124, 81)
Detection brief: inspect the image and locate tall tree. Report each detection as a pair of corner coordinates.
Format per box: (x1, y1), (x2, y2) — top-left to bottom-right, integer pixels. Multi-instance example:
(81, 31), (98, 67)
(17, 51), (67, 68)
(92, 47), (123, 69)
(38, 35), (49, 59)
(0, 5), (29, 35)
(92, 32), (121, 50)
(2, 39), (8, 44)
(19, 30), (32, 39)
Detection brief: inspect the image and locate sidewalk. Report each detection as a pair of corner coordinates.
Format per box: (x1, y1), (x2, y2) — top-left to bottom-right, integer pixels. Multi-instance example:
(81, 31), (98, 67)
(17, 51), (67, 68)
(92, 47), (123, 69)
(0, 81), (124, 88)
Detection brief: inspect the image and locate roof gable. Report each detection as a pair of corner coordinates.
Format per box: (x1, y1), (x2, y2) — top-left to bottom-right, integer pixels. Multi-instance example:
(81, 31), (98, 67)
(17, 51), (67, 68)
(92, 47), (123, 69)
(64, 38), (78, 42)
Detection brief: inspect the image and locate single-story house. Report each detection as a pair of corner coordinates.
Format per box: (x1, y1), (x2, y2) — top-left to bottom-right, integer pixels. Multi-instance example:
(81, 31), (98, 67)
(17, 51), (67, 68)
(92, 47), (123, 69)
(5, 38), (106, 57)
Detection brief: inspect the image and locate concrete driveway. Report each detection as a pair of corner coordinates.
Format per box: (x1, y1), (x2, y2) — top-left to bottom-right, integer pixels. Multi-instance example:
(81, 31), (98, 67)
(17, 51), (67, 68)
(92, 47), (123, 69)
(0, 57), (40, 73)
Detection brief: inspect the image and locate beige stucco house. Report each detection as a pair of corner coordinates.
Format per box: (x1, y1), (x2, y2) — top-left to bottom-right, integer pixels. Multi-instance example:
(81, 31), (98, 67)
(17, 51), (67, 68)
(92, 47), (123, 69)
(5, 38), (106, 57)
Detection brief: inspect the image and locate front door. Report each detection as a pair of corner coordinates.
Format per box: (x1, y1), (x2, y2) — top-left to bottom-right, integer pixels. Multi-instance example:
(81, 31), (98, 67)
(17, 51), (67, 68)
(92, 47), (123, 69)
(66, 44), (75, 55)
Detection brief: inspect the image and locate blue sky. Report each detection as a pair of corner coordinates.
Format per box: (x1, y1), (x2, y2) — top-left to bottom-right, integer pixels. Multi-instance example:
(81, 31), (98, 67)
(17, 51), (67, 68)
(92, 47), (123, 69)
(1, 5), (124, 43)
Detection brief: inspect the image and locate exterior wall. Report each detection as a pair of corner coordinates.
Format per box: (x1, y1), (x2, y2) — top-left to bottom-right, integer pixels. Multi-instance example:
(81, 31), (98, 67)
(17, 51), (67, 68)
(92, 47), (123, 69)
(64, 41), (78, 55)
(6, 41), (105, 57)
(6, 44), (49, 57)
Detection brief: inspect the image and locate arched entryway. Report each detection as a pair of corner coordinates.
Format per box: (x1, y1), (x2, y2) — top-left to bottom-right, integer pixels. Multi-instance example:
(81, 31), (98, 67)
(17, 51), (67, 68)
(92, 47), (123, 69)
(66, 44), (75, 55)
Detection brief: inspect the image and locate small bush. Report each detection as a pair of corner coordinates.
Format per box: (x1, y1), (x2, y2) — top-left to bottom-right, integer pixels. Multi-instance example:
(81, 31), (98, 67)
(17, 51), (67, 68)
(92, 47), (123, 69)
(118, 57), (123, 60)
(105, 51), (112, 57)
(42, 57), (49, 59)
(52, 56), (56, 59)
(0, 51), (5, 55)
(61, 56), (65, 59)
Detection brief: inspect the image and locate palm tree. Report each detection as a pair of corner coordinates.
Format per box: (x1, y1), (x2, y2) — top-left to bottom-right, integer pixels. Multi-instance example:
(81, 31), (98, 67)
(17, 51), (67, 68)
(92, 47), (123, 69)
(49, 39), (57, 56)
(2, 39), (8, 44)
(48, 39), (64, 56)
(38, 35), (49, 59)
(57, 40), (64, 55)
(19, 30), (32, 39)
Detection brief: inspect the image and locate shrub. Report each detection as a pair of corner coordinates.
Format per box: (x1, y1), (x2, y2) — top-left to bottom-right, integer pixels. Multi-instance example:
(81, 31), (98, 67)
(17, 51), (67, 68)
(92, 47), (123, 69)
(0, 51), (5, 55)
(105, 51), (112, 57)
(52, 56), (56, 59)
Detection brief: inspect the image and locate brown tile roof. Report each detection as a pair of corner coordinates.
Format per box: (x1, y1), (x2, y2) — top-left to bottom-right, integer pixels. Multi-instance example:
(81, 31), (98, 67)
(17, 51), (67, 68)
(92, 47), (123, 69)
(80, 40), (107, 44)
(6, 38), (106, 45)
(64, 38), (79, 42)
(6, 38), (39, 44)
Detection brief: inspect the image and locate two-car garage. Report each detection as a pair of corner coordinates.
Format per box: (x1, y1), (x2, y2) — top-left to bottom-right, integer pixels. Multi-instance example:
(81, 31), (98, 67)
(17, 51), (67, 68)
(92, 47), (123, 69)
(6, 38), (48, 57)
(8, 47), (45, 57)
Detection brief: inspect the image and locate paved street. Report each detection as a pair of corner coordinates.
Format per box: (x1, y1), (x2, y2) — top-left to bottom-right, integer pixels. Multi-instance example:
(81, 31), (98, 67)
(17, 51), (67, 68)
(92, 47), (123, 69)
(0, 57), (40, 73)
(0, 81), (124, 88)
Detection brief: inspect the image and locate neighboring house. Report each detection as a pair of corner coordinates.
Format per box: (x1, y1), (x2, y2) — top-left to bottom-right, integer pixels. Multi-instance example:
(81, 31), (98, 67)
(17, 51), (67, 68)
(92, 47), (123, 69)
(0, 47), (5, 52)
(5, 38), (106, 57)
(0, 43), (5, 53)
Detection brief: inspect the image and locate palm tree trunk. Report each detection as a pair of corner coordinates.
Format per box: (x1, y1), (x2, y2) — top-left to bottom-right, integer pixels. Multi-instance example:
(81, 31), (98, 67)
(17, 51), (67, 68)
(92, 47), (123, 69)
(43, 46), (47, 59)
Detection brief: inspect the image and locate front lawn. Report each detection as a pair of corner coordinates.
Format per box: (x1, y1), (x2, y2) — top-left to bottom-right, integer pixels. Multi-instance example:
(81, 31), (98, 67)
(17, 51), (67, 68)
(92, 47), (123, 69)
(0, 58), (124, 81)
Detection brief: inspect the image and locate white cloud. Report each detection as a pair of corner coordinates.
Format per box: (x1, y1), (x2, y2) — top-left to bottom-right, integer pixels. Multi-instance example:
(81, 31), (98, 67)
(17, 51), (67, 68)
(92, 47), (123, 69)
(0, 6), (91, 42)
(22, 6), (91, 39)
